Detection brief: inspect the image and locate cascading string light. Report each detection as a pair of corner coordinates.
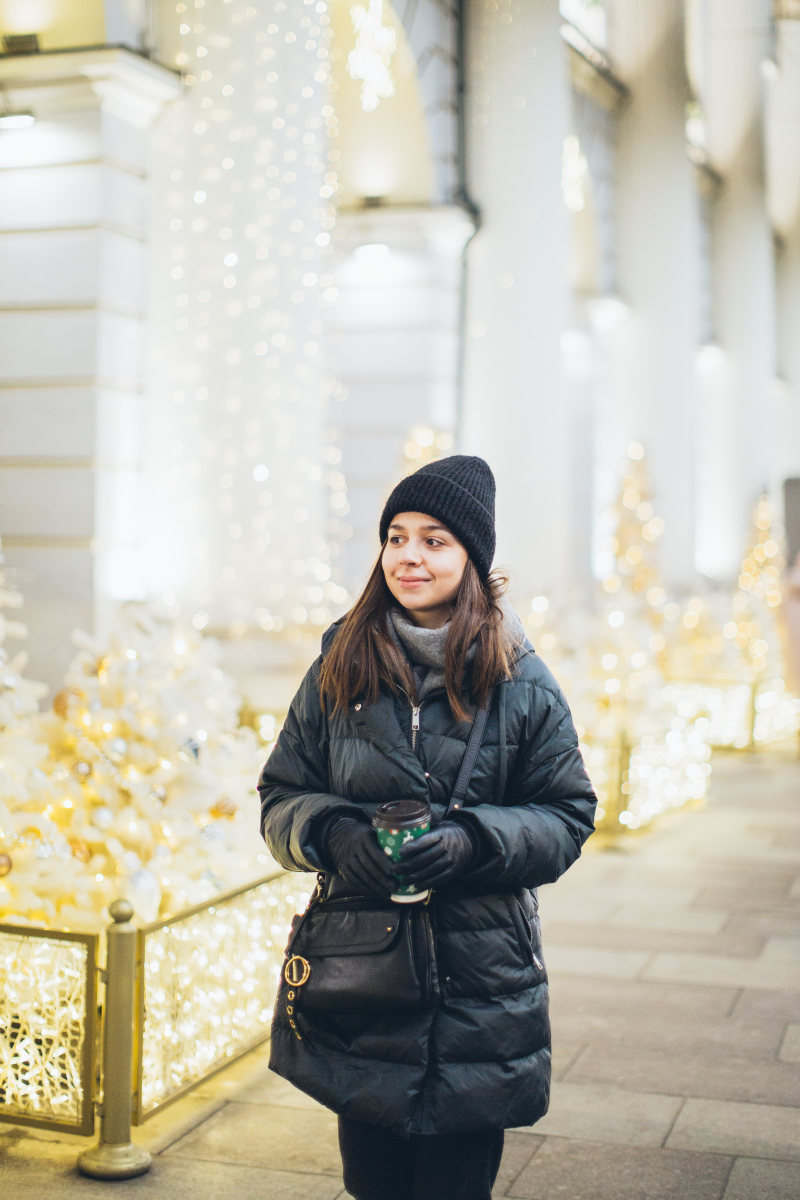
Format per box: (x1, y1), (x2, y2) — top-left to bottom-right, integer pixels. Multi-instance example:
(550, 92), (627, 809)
(147, 0), (349, 639)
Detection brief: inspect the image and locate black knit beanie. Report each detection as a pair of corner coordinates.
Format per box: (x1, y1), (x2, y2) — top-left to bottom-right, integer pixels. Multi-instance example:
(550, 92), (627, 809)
(379, 455), (496, 578)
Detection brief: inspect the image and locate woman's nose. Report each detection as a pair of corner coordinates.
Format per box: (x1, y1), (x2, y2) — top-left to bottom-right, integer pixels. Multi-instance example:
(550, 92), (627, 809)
(400, 544), (422, 563)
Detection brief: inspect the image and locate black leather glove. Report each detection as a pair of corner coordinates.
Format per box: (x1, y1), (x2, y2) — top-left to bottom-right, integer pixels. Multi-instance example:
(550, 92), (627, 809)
(324, 816), (396, 895)
(396, 821), (477, 889)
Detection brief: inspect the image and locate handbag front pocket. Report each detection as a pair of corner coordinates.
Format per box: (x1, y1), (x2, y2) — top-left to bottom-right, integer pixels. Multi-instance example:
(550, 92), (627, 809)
(283, 899), (433, 1014)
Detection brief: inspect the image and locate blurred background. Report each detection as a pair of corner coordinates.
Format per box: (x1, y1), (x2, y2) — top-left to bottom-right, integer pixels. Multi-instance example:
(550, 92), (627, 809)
(1, 13), (800, 1174)
(0, 0), (798, 685)
(1, 0), (800, 922)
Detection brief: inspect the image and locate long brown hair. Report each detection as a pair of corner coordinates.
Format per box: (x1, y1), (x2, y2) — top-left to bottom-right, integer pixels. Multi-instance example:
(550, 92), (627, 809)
(319, 551), (516, 722)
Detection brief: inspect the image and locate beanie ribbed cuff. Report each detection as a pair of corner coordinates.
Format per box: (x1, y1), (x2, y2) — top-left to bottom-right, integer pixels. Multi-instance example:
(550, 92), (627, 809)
(379, 455), (496, 578)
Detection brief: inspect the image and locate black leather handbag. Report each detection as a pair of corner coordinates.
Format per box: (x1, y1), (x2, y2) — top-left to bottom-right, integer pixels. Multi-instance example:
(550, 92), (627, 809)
(276, 693), (494, 1035)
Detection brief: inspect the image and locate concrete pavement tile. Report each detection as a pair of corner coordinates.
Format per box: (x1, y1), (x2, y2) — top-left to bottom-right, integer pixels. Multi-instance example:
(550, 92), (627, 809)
(550, 1036), (587, 1081)
(493, 1131), (544, 1195)
(537, 898), (617, 924)
(542, 921), (767, 958)
(552, 884), (702, 911)
(545, 945), (652, 979)
(606, 905), (728, 935)
(565, 1040), (800, 1106)
(729, 987), (800, 1024)
(165, 1101), (342, 1175)
(559, 1005), (782, 1060)
(502, 1139), (732, 1200)
(721, 912), (800, 941)
(233, 1066), (329, 1110)
(766, 828), (800, 847)
(722, 1157), (800, 1200)
(643, 948), (800, 991)
(528, 1082), (683, 1147)
(0, 1155), (343, 1199)
(549, 978), (738, 1043)
(764, 935), (800, 959)
(779, 1023), (800, 1062)
(666, 1098), (800, 1159)
(700, 841), (800, 867)
(693, 884), (799, 913)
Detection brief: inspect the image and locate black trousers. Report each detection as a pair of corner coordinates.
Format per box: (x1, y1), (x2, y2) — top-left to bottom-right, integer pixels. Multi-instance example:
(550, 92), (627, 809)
(338, 1115), (505, 1200)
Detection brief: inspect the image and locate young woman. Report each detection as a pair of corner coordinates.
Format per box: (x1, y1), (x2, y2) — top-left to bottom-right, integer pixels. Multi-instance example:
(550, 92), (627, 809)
(259, 455), (597, 1200)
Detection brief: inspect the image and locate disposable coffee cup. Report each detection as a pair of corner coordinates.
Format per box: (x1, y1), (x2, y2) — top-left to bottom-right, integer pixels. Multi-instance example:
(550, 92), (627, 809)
(372, 799), (431, 903)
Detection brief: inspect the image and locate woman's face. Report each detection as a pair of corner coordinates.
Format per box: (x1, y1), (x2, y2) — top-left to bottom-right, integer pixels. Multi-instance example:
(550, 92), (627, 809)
(382, 511), (469, 628)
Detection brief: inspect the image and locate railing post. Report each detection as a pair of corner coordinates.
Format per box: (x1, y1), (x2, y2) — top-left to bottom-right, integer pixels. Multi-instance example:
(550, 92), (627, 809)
(78, 900), (152, 1180)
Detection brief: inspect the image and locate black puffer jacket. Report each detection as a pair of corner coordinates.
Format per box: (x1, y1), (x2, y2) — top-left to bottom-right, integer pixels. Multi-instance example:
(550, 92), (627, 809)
(258, 620), (596, 1136)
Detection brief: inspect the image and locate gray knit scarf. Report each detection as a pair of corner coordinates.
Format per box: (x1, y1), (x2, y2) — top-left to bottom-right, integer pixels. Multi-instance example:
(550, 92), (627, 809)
(388, 600), (525, 699)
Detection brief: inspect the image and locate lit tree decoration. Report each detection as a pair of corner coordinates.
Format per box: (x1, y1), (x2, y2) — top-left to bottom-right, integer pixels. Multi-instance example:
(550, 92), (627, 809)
(720, 495), (798, 744)
(603, 443), (666, 605)
(402, 426), (454, 472)
(0, 541), (71, 923)
(0, 540), (46, 728)
(524, 446), (711, 833)
(348, 0), (397, 112)
(590, 443), (671, 689)
(0, 605), (279, 931)
(656, 496), (798, 748)
(729, 494), (785, 679)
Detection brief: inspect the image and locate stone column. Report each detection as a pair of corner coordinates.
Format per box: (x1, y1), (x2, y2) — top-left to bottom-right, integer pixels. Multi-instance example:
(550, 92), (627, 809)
(461, 0), (571, 598)
(775, 232), (800, 488)
(609, 0), (700, 592)
(702, 0), (776, 577)
(0, 48), (180, 689)
(770, 11), (800, 497)
(333, 205), (476, 590)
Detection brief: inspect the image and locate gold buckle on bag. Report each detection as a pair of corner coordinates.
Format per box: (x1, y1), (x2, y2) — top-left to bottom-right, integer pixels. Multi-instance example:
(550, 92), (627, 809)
(284, 955), (311, 986)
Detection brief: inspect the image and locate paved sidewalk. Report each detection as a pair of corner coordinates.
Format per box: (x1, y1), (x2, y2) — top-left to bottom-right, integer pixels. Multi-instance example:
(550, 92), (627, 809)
(2, 749), (800, 1199)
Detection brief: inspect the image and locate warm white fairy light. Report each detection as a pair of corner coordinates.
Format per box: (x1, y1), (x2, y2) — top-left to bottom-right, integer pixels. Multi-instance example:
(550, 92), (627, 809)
(402, 426), (455, 471)
(147, 0), (349, 636)
(347, 0), (396, 112)
(0, 929), (93, 1127)
(562, 134), (589, 213)
(139, 872), (307, 1115)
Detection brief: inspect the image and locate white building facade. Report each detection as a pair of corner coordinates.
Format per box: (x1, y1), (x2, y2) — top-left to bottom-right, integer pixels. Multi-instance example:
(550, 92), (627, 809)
(0, 0), (798, 699)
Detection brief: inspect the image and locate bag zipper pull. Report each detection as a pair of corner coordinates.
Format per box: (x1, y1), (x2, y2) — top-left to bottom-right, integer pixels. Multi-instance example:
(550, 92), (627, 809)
(411, 705), (421, 752)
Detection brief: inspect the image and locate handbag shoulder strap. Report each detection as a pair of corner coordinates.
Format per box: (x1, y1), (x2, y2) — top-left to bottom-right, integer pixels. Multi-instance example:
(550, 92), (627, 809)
(445, 685), (496, 817)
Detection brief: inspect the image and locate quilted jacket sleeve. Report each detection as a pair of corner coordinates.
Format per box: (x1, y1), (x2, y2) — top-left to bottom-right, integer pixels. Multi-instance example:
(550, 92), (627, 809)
(257, 657), (364, 873)
(456, 670), (597, 892)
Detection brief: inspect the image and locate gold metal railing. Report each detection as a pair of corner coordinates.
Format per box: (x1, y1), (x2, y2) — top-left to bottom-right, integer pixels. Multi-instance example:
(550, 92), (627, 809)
(0, 870), (311, 1178)
(134, 870), (309, 1123)
(0, 922), (98, 1135)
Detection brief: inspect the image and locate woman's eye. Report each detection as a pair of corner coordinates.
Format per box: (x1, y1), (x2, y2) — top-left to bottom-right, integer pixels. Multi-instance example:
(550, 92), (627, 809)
(427, 538), (443, 547)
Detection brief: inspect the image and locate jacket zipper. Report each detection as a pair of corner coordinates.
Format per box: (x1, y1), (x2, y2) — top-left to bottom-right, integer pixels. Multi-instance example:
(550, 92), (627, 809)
(411, 704), (421, 753)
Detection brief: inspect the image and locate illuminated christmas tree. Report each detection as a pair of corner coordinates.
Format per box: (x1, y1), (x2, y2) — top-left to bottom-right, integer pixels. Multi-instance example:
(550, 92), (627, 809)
(402, 426), (455, 472)
(724, 495), (798, 742)
(0, 540), (70, 921)
(0, 605), (279, 931)
(524, 445), (711, 832)
(603, 442), (666, 607)
(660, 496), (799, 748)
(0, 541), (46, 728)
(728, 494), (785, 679)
